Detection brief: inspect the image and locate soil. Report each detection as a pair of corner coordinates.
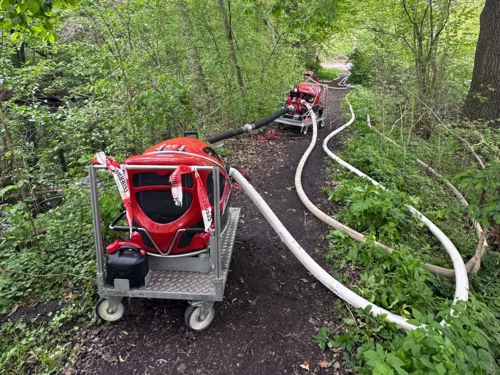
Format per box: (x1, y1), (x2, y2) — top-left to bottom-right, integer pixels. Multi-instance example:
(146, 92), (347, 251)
(72, 80), (349, 375)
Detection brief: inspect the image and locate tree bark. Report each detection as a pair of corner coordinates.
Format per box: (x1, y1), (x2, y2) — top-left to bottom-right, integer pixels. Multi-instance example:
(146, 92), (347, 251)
(463, 0), (500, 125)
(218, 0), (244, 89)
(178, 0), (209, 112)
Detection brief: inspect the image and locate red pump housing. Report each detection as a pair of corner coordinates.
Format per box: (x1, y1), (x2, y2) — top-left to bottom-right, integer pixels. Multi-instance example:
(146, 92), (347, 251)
(285, 83), (324, 118)
(121, 137), (232, 256)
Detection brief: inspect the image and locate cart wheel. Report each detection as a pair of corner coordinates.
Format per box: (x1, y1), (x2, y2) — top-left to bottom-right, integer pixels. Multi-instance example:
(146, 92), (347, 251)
(184, 305), (215, 331)
(96, 299), (125, 322)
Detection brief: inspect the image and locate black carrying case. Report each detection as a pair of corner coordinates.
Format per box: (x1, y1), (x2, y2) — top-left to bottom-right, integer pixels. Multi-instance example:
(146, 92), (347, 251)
(106, 246), (149, 288)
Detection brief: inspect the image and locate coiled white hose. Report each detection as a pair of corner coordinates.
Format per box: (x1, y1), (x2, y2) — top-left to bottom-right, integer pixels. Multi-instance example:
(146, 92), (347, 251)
(365, 115), (487, 277)
(319, 98), (468, 302)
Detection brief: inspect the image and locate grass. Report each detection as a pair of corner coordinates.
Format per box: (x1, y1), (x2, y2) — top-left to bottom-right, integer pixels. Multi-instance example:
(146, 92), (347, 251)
(317, 67), (342, 81)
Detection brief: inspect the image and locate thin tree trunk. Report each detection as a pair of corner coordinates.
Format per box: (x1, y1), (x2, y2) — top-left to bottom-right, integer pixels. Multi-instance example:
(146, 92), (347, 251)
(178, 0), (209, 113)
(265, 0), (276, 45)
(218, 0), (244, 89)
(463, 0), (500, 125)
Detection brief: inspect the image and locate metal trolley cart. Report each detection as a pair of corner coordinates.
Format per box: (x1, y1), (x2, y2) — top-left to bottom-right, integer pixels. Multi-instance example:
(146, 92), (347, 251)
(89, 164), (241, 331)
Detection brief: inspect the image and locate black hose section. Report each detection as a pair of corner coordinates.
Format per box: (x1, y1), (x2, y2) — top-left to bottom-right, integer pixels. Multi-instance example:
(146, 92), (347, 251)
(252, 107), (291, 130)
(206, 128), (246, 144)
(207, 107), (291, 144)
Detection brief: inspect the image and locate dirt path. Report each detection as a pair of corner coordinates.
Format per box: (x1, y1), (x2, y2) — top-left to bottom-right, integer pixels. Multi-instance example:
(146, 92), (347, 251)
(75, 82), (348, 375)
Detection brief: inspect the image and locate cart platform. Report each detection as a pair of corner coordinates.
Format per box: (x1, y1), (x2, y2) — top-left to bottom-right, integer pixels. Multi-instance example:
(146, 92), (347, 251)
(97, 207), (241, 301)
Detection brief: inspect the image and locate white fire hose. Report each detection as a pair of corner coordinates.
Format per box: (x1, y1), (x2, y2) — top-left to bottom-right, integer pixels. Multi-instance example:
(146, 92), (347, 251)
(230, 166), (417, 330)
(320, 73), (485, 277)
(229, 80), (470, 330)
(318, 99), (469, 303)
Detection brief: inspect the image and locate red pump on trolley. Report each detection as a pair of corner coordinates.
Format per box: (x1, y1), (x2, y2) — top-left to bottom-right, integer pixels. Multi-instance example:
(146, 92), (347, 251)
(275, 70), (327, 133)
(90, 107), (291, 330)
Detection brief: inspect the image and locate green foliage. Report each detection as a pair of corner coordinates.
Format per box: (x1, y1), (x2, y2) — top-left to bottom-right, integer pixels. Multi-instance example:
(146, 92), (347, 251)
(455, 161), (500, 232)
(0, 0), (77, 40)
(0, 281), (96, 374)
(0, 188), (95, 311)
(328, 232), (437, 316)
(321, 82), (499, 373)
(314, 300), (500, 375)
(316, 67), (341, 81)
(327, 118), (478, 265)
(328, 180), (414, 243)
(348, 49), (372, 85)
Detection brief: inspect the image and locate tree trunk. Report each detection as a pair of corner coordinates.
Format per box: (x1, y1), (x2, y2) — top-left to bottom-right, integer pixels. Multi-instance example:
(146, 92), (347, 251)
(463, 0), (500, 125)
(218, 0), (244, 89)
(265, 0), (276, 45)
(178, 0), (209, 113)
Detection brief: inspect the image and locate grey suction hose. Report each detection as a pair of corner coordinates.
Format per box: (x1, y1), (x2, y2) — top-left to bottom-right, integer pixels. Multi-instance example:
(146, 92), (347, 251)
(229, 167), (416, 331)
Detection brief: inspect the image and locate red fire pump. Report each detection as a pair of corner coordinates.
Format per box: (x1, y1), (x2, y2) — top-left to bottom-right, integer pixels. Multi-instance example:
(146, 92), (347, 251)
(113, 137), (233, 256)
(90, 108), (291, 330)
(275, 72), (327, 133)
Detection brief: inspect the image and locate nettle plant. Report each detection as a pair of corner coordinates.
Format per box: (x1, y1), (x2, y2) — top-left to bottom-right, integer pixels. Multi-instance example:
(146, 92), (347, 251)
(454, 161), (500, 247)
(314, 300), (500, 375)
(327, 178), (418, 244)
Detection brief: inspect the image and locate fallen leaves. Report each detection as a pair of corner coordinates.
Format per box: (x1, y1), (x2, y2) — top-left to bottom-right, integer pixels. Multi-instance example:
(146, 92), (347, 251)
(63, 290), (72, 302)
(8, 303), (19, 316)
(319, 360), (329, 368)
(300, 362), (310, 371)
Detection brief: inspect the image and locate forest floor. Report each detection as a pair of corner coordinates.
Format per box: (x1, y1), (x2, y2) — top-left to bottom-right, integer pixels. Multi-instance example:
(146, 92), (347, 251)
(74, 79), (349, 375)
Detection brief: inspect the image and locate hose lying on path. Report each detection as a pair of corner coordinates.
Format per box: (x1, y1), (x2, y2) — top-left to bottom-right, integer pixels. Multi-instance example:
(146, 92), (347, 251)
(230, 165), (417, 331)
(230, 97), (468, 330)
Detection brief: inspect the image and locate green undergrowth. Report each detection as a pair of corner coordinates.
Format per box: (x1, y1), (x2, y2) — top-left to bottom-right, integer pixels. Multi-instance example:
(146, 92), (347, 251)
(0, 282), (96, 375)
(317, 67), (342, 81)
(326, 123), (477, 268)
(0, 180), (121, 374)
(314, 297), (500, 374)
(317, 102), (500, 373)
